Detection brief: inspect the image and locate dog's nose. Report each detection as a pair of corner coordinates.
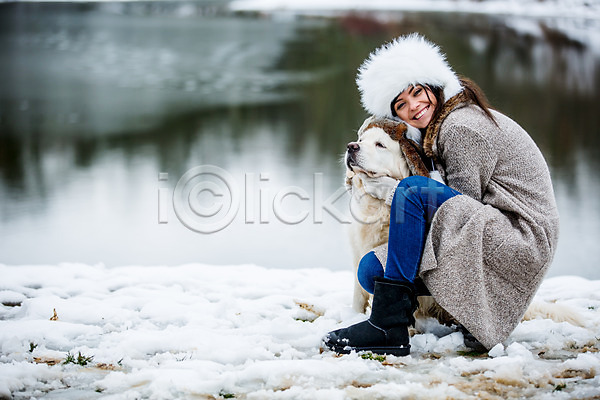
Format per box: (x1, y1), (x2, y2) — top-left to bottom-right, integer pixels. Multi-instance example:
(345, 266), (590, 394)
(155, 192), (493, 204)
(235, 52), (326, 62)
(347, 142), (359, 153)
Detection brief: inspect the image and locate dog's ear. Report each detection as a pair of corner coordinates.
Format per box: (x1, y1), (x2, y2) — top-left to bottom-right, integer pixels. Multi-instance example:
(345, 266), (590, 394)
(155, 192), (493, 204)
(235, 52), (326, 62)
(364, 117), (405, 141)
(357, 116), (377, 138)
(389, 123), (406, 142)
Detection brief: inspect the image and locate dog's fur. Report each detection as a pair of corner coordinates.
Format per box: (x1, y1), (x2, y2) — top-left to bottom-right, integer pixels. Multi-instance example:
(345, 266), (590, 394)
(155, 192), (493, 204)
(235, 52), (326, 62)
(345, 116), (455, 326)
(345, 118), (408, 313)
(345, 116), (584, 331)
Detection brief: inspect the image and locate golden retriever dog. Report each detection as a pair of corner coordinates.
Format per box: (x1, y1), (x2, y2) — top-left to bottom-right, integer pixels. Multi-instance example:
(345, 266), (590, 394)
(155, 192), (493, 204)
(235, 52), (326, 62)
(345, 116), (584, 331)
(345, 116), (453, 326)
(345, 117), (409, 313)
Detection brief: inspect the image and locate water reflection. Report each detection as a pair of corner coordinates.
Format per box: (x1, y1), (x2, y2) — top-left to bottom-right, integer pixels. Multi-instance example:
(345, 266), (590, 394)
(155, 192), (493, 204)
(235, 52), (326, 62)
(0, 4), (598, 278)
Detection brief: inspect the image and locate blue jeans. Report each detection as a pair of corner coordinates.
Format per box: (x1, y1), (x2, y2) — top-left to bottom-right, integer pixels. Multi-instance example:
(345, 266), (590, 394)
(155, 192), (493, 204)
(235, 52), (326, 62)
(357, 176), (461, 294)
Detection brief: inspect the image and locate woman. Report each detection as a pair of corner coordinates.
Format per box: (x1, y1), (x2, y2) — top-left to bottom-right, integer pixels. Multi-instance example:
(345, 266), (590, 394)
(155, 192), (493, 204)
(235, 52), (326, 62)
(324, 33), (559, 356)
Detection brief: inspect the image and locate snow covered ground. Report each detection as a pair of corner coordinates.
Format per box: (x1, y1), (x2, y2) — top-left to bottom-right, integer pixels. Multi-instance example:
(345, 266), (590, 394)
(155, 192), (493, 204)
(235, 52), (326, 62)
(1, 263), (599, 399)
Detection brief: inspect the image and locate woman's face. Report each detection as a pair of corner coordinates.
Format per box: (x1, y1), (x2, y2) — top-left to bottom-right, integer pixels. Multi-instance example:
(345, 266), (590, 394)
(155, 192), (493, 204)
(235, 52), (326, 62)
(392, 85), (437, 129)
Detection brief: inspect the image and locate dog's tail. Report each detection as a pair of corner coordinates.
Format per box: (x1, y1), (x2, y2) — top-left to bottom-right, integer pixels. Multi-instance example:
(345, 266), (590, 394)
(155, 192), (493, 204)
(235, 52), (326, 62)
(523, 300), (585, 327)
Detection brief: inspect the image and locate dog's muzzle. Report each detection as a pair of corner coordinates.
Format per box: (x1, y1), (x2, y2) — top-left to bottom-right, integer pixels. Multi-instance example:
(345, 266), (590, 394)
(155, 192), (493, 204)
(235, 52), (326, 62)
(346, 142), (360, 169)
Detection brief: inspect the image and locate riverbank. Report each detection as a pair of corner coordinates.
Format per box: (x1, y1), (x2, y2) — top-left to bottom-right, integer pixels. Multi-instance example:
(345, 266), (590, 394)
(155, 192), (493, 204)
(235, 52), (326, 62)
(1, 263), (599, 399)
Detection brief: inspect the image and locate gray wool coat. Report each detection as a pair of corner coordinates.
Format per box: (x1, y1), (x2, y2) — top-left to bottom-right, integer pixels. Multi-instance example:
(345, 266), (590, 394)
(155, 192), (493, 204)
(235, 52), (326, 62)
(416, 97), (560, 350)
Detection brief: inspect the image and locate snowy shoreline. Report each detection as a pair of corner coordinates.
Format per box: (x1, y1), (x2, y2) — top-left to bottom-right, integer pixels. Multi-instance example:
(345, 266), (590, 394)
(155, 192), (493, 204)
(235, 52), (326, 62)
(1, 263), (599, 399)
(2, 0), (599, 21)
(3, 0), (599, 59)
(228, 0), (600, 56)
(229, 0), (600, 20)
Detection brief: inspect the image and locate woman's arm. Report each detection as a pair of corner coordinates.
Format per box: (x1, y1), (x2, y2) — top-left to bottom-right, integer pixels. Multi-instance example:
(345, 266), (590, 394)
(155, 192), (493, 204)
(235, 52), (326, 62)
(438, 124), (498, 202)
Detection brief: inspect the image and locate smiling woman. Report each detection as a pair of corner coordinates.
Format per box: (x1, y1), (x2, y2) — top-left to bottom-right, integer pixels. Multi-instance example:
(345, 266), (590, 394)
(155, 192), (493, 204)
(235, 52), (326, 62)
(391, 85), (437, 129)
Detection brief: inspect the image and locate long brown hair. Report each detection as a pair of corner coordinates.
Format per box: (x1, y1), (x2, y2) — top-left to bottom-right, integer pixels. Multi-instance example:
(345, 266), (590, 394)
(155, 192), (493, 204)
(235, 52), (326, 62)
(421, 77), (496, 124)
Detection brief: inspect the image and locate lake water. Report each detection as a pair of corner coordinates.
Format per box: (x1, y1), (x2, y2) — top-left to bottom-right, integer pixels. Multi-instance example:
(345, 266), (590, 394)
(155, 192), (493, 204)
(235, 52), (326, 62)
(1, 2), (599, 279)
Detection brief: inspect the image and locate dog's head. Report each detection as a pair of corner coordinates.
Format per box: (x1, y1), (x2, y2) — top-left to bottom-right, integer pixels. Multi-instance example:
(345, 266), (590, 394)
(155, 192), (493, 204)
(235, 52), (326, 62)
(345, 116), (412, 182)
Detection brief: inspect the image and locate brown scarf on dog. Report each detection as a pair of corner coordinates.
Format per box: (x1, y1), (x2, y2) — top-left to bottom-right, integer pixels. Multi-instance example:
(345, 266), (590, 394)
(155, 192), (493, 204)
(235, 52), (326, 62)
(364, 118), (431, 178)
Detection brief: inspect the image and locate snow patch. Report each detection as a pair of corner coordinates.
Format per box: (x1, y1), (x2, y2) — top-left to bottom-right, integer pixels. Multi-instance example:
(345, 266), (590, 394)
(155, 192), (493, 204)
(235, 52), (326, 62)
(0, 263), (599, 398)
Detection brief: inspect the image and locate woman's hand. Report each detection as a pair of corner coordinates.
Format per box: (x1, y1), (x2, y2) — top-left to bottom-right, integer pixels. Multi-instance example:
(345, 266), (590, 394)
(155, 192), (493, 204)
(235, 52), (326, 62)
(359, 174), (400, 205)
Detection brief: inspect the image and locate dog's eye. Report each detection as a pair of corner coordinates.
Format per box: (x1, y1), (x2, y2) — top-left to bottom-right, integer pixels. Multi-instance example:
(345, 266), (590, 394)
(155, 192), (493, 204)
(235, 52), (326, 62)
(376, 142), (386, 149)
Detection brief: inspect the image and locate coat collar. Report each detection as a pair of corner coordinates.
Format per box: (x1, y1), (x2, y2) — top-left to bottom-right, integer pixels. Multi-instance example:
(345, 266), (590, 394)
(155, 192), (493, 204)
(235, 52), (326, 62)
(423, 91), (470, 158)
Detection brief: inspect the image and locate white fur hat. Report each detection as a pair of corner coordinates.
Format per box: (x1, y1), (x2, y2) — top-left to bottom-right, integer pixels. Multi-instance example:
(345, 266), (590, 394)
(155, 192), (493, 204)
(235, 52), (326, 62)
(356, 33), (462, 119)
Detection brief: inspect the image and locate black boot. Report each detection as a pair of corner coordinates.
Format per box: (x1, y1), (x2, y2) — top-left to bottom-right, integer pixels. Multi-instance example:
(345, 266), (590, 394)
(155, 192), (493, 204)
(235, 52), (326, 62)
(458, 325), (487, 353)
(323, 277), (417, 357)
